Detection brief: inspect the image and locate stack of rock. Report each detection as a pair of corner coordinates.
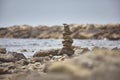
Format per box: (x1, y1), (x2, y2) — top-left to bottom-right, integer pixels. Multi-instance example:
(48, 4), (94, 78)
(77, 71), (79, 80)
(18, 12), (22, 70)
(58, 24), (74, 56)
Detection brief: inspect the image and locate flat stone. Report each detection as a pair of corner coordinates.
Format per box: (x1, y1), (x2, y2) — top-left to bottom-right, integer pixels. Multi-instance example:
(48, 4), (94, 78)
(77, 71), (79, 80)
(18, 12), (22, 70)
(33, 49), (60, 57)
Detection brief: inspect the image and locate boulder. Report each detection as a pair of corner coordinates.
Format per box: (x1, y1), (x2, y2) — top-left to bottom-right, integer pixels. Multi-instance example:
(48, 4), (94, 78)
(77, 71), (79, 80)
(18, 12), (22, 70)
(20, 49), (27, 52)
(0, 52), (26, 62)
(0, 67), (9, 74)
(0, 48), (6, 54)
(44, 49), (120, 80)
(16, 59), (29, 66)
(33, 49), (60, 57)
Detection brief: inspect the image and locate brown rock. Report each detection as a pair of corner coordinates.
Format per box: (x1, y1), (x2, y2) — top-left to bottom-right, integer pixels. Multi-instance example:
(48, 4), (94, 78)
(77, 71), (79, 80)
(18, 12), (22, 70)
(16, 59), (29, 66)
(20, 49), (27, 52)
(45, 48), (120, 80)
(0, 52), (26, 62)
(0, 48), (6, 54)
(33, 49), (60, 57)
(0, 67), (9, 74)
(58, 48), (74, 56)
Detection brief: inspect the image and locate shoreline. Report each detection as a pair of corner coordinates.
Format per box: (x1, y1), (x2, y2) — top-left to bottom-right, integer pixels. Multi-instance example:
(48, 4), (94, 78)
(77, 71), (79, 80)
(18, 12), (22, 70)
(0, 38), (120, 58)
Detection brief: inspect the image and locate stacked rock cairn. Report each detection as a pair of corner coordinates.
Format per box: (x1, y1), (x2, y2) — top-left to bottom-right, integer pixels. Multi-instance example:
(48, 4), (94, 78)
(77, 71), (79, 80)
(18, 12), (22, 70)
(58, 24), (74, 56)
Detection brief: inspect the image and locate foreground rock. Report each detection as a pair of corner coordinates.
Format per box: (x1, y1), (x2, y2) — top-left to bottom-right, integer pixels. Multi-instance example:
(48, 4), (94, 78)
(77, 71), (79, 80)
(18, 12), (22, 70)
(44, 47), (120, 80)
(0, 23), (120, 39)
(0, 52), (26, 62)
(0, 47), (120, 80)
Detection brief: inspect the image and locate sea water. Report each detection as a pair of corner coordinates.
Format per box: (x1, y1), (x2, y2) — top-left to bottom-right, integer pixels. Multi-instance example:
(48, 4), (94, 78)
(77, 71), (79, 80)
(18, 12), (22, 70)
(0, 38), (120, 57)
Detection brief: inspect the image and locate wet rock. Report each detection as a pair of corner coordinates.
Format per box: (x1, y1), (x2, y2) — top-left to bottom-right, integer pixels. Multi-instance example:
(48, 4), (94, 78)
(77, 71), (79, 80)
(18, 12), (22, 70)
(58, 48), (74, 56)
(112, 47), (120, 50)
(0, 48), (6, 54)
(10, 52), (26, 60)
(21, 62), (42, 71)
(0, 52), (26, 62)
(28, 57), (44, 63)
(0, 54), (15, 62)
(1, 63), (17, 74)
(33, 49), (59, 57)
(0, 67), (9, 74)
(16, 59), (29, 66)
(20, 49), (27, 52)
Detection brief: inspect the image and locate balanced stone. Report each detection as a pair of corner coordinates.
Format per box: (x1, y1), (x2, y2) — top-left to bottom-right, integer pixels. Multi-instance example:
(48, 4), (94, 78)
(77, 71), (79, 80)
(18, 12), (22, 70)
(62, 24), (72, 36)
(58, 24), (74, 56)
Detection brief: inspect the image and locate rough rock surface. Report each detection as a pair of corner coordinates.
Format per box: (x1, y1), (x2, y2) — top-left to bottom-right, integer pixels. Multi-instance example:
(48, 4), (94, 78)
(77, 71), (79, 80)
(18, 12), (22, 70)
(0, 23), (120, 39)
(44, 47), (120, 80)
(0, 52), (26, 62)
(0, 48), (6, 54)
(0, 47), (120, 80)
(33, 49), (60, 57)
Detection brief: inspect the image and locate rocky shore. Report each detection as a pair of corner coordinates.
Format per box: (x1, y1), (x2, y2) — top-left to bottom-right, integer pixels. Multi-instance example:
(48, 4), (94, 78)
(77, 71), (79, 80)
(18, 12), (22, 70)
(0, 47), (120, 80)
(0, 23), (120, 40)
